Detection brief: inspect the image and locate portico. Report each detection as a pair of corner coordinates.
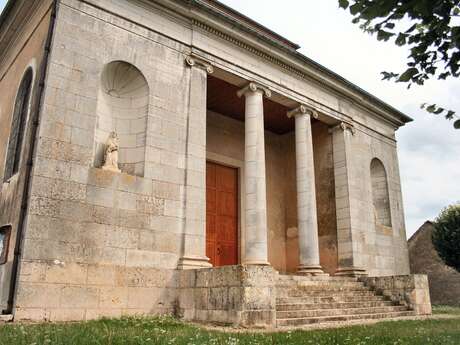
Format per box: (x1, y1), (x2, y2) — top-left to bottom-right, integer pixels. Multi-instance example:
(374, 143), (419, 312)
(181, 56), (352, 276)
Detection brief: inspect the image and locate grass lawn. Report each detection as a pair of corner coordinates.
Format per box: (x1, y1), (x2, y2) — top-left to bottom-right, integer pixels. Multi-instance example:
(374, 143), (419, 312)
(433, 305), (460, 315)
(0, 312), (459, 345)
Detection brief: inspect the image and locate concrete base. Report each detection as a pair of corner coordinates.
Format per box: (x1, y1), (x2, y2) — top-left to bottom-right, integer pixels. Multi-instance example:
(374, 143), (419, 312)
(0, 314), (13, 323)
(297, 265), (328, 276)
(335, 266), (368, 277)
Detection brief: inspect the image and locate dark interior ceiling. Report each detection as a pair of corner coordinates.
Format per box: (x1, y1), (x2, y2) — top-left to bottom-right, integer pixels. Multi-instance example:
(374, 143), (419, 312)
(207, 75), (295, 135)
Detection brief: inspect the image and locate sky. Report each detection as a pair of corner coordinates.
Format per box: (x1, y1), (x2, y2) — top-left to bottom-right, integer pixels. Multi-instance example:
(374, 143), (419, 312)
(1, 1), (459, 238)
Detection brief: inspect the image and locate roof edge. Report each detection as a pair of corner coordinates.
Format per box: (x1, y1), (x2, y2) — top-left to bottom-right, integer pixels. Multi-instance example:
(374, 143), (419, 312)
(0, 0), (15, 30)
(189, 0), (413, 126)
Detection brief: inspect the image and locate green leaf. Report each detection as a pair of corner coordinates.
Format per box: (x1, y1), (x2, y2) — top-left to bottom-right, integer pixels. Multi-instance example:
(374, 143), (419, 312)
(395, 33), (407, 46)
(377, 30), (394, 41)
(350, 3), (361, 15)
(398, 68), (418, 82)
(338, 0), (349, 9)
(426, 104), (437, 113)
(446, 110), (456, 120)
(454, 119), (460, 129)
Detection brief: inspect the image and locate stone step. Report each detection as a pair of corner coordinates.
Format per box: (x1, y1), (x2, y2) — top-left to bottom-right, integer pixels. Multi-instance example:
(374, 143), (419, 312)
(276, 282), (370, 291)
(276, 300), (395, 311)
(278, 275), (357, 282)
(276, 305), (408, 319)
(278, 289), (377, 298)
(276, 311), (416, 327)
(277, 280), (368, 288)
(276, 295), (387, 304)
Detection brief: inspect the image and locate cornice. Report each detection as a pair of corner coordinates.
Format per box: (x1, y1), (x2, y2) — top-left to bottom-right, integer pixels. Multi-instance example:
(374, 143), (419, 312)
(190, 18), (410, 128)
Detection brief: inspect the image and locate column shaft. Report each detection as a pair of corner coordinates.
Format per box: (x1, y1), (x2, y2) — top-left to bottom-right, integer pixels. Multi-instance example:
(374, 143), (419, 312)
(238, 84), (270, 265)
(290, 107), (325, 275)
(178, 56), (213, 269)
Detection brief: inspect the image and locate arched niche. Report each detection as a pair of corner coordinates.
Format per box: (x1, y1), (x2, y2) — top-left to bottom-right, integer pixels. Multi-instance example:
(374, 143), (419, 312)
(95, 61), (149, 176)
(370, 158), (392, 228)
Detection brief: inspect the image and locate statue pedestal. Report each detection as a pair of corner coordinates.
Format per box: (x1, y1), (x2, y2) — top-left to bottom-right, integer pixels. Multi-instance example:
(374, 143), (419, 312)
(101, 165), (121, 173)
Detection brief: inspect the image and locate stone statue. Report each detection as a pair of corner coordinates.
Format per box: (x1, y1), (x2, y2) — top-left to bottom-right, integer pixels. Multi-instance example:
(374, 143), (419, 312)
(102, 131), (121, 173)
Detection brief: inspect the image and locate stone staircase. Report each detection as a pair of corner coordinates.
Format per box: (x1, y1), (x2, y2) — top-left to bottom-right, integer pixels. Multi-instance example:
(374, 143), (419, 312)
(276, 275), (415, 327)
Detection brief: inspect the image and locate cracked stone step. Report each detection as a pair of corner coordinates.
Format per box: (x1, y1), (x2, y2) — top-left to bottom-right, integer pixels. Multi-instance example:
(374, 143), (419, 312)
(276, 305), (409, 319)
(276, 300), (395, 311)
(276, 311), (416, 327)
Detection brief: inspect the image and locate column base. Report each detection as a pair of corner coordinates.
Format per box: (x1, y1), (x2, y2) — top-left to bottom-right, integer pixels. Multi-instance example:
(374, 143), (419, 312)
(335, 266), (367, 277)
(297, 265), (329, 276)
(177, 256), (212, 270)
(242, 260), (270, 266)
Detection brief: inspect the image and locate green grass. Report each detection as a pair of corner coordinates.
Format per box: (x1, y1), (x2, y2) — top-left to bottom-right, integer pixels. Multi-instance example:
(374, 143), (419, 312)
(433, 305), (460, 315)
(0, 315), (459, 345)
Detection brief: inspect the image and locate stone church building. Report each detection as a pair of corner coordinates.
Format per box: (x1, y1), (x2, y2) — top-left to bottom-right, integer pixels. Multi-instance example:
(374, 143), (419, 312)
(0, 0), (430, 326)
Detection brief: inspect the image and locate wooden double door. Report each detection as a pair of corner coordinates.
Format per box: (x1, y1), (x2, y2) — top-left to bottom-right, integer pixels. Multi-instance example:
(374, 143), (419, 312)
(206, 161), (238, 267)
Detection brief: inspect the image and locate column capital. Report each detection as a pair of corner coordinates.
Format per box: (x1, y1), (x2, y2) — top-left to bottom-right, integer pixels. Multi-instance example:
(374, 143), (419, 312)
(237, 82), (271, 98)
(329, 121), (356, 135)
(287, 104), (319, 119)
(184, 54), (214, 74)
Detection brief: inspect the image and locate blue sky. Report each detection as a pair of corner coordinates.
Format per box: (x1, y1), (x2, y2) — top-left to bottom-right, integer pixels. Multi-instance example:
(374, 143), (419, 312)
(1, 1), (459, 237)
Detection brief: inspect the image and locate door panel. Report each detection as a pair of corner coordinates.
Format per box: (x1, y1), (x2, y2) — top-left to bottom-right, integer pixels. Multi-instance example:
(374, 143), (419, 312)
(206, 161), (238, 267)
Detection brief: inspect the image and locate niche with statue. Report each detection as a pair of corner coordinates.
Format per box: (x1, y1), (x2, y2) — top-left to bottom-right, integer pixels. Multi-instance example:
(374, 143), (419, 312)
(95, 61), (149, 176)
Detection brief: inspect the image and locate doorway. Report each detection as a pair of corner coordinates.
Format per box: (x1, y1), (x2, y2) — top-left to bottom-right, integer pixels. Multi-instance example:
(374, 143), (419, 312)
(206, 161), (238, 267)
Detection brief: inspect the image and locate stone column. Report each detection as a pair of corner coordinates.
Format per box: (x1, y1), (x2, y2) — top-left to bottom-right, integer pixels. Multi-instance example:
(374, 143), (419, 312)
(287, 105), (325, 275)
(237, 82), (271, 265)
(330, 122), (367, 276)
(178, 55), (213, 269)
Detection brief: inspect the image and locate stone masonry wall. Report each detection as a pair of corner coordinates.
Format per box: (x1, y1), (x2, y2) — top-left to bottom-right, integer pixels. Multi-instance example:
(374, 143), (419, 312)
(15, 0), (193, 320)
(343, 127), (409, 276)
(0, 0), (53, 311)
(360, 275), (432, 315)
(178, 265), (277, 327)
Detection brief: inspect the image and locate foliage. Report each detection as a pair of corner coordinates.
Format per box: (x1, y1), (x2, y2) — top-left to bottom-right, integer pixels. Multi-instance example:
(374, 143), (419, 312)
(0, 316), (460, 344)
(339, 0), (460, 129)
(432, 204), (460, 272)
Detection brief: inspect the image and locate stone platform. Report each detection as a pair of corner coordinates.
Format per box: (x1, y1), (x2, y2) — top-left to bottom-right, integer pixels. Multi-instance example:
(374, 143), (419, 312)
(178, 266), (431, 328)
